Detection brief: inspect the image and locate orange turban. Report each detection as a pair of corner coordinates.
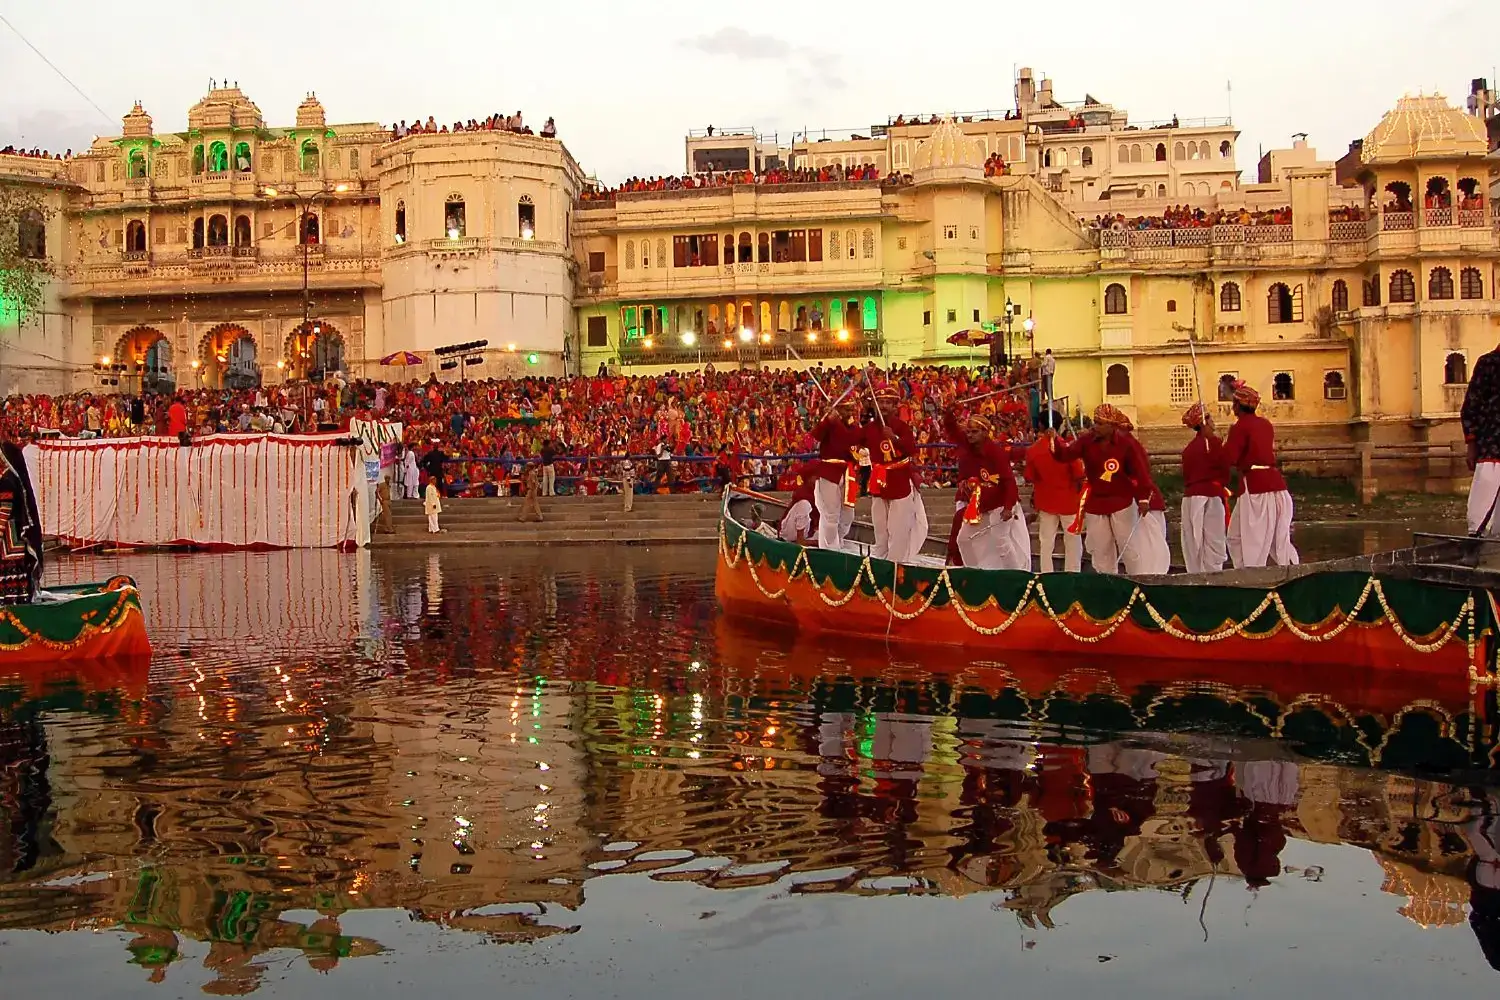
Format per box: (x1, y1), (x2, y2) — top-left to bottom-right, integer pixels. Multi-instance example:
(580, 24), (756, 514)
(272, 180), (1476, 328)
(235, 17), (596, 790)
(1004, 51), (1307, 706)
(1232, 380), (1260, 409)
(1182, 402), (1206, 428)
(1093, 403), (1128, 427)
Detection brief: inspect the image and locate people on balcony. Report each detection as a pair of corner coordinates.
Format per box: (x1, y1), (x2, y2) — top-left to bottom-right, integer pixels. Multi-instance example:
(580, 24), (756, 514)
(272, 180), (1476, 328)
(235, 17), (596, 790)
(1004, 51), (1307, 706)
(1087, 204), (1292, 232)
(0, 146), (70, 159)
(983, 152), (1008, 177)
(579, 163), (908, 201)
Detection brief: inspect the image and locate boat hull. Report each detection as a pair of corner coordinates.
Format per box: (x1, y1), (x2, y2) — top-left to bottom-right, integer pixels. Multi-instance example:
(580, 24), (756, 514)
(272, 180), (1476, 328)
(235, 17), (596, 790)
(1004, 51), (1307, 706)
(715, 518), (1490, 675)
(0, 576), (152, 665)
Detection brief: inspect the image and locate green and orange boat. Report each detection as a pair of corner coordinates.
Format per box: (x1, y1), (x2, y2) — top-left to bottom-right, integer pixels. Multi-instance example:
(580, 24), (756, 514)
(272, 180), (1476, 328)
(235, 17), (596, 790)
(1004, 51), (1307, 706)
(0, 442), (150, 665)
(717, 487), (1500, 679)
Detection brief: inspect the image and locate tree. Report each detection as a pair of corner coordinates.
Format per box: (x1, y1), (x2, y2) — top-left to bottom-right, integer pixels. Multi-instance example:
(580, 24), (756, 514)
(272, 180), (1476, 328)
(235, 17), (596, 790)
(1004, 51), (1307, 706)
(0, 184), (56, 326)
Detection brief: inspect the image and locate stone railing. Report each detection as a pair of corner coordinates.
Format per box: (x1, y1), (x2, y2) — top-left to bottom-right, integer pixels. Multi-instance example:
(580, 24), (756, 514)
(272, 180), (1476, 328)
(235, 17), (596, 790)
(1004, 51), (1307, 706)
(618, 331), (885, 366)
(1329, 220), (1366, 242)
(1458, 208), (1488, 229)
(232, 245), (257, 259)
(1097, 223), (1292, 250)
(1382, 211), (1415, 231)
(1425, 207), (1454, 227)
(121, 250), (149, 263)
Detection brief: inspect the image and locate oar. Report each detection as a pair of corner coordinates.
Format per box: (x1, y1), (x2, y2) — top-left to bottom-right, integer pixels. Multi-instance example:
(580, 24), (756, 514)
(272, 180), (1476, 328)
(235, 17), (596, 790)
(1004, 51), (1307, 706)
(957, 377), (1045, 408)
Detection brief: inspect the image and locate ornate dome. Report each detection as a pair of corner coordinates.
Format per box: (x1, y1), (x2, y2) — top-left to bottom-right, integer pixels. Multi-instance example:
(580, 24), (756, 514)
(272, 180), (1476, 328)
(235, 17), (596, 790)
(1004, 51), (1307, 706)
(121, 101), (153, 138)
(1360, 94), (1488, 165)
(296, 92), (327, 130)
(913, 117), (984, 178)
(186, 83), (263, 132)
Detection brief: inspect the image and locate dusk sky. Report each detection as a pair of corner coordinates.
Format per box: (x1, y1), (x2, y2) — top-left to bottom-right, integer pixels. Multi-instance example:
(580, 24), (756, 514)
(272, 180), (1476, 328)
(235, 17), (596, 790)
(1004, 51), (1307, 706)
(1, 0), (1492, 182)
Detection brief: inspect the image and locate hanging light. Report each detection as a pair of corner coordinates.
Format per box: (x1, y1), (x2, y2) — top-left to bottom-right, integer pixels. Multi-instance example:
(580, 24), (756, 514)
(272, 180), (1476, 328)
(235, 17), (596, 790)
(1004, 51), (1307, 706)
(681, 331), (696, 346)
(738, 328), (753, 344)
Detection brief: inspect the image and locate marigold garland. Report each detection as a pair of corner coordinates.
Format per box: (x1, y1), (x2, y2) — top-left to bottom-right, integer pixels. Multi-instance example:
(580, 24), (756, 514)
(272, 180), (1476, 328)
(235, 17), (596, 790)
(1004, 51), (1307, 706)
(719, 523), (1484, 657)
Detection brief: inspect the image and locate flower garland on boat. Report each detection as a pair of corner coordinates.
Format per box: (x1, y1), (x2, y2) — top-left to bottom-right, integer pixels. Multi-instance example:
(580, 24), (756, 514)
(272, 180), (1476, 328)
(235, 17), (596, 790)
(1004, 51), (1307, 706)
(719, 522), (1486, 667)
(0, 585), (144, 651)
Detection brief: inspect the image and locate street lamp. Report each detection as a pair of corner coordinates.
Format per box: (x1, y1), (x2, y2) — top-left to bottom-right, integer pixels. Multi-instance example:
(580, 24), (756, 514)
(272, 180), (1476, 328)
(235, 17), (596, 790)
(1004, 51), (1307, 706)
(999, 298), (1016, 368)
(260, 181), (350, 380)
(1023, 314), (1036, 355)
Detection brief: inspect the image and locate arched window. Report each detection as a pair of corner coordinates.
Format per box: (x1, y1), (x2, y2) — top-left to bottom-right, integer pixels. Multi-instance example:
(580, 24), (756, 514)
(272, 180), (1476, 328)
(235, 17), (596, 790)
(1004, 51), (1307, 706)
(1219, 140), (1232, 158)
(1331, 279), (1349, 312)
(1129, 144), (1142, 163)
(737, 232), (752, 263)
(1166, 299), (1177, 313)
(758, 232), (771, 263)
(1429, 266), (1455, 300)
(1461, 267), (1484, 299)
(1219, 281), (1241, 312)
(17, 209), (45, 259)
(1043, 149), (1052, 168)
(124, 220), (146, 253)
(1217, 373), (1238, 401)
(191, 144), (204, 175)
(1154, 143), (1167, 162)
(233, 215), (251, 247)
(192, 218), (204, 250)
(1267, 282), (1294, 323)
(1104, 282), (1128, 314)
(394, 200), (406, 243)
(207, 214), (228, 247)
(861, 228), (875, 259)
(845, 228), (856, 259)
(1389, 269), (1415, 303)
(1272, 372), (1294, 400)
(127, 149), (147, 179)
(1116, 145), (1128, 164)
(208, 141), (228, 173)
(300, 140), (319, 173)
(518, 195), (535, 240)
(1445, 352), (1468, 384)
(862, 296), (878, 331)
(1173, 142), (1185, 161)
(1323, 371), (1346, 400)
(444, 197), (465, 238)
(1105, 363), (1131, 396)
(299, 212), (320, 245)
(1363, 276), (1381, 307)
(234, 142), (251, 171)
(1081, 147), (1093, 167)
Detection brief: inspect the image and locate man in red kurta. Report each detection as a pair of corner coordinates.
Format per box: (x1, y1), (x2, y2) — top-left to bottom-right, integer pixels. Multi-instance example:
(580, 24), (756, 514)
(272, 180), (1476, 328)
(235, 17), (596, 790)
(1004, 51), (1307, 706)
(1180, 402), (1231, 573)
(779, 459), (821, 544)
(810, 398), (860, 549)
(945, 410), (1029, 570)
(1223, 382), (1299, 568)
(1049, 404), (1151, 574)
(867, 385), (928, 564)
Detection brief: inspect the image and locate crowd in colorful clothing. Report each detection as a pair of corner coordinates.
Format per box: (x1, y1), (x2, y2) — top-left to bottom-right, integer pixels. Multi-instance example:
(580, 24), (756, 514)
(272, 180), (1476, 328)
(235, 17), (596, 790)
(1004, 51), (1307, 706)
(389, 113), (555, 139)
(0, 145), (71, 159)
(1086, 205), (1292, 231)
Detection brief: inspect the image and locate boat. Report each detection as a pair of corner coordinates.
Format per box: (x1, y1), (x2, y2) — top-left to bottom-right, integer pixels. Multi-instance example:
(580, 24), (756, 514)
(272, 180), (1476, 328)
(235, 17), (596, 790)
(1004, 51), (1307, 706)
(0, 442), (151, 665)
(715, 486), (1499, 676)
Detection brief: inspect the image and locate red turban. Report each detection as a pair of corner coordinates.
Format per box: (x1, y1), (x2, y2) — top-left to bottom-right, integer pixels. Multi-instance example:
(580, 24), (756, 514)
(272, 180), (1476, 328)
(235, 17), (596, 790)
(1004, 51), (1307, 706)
(1093, 403), (1129, 427)
(1232, 381), (1260, 409)
(1182, 402), (1206, 428)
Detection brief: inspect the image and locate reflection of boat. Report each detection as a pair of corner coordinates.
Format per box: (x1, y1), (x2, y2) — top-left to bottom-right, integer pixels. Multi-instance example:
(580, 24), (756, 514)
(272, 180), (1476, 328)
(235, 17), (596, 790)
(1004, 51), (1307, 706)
(717, 487), (1497, 672)
(1, 443), (151, 666)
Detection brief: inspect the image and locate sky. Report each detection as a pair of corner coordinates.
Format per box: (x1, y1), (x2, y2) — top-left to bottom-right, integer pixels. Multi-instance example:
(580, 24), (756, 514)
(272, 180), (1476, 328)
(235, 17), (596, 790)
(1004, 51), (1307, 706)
(0, 0), (1493, 184)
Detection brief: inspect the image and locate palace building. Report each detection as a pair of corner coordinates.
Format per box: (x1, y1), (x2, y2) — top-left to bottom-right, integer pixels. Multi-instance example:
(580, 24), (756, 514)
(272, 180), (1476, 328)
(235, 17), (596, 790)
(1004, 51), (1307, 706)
(0, 76), (1496, 448)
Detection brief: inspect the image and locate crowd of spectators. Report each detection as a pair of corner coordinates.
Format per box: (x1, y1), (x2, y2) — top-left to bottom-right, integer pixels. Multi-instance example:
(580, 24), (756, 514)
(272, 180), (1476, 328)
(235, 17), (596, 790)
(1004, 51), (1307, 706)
(580, 164), (910, 201)
(390, 113), (556, 139)
(1086, 204), (1292, 231)
(1328, 205), (1369, 222)
(2, 362), (1055, 496)
(0, 145), (70, 159)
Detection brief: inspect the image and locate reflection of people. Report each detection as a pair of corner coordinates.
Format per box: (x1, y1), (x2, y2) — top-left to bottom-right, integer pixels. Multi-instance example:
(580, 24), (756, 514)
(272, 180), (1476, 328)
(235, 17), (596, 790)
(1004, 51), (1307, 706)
(1234, 759), (1298, 888)
(1462, 789), (1500, 969)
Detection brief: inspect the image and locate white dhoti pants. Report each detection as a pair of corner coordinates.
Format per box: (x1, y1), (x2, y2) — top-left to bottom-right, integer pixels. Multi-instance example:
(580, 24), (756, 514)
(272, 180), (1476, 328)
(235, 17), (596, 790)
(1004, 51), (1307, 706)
(1036, 511), (1084, 573)
(1084, 507), (1139, 575)
(427, 513), (440, 533)
(780, 499), (814, 543)
(813, 477), (855, 550)
(1131, 509), (1172, 575)
(1181, 496), (1228, 574)
(956, 505), (1031, 570)
(1469, 462), (1500, 535)
(872, 492), (929, 564)
(1228, 491), (1299, 568)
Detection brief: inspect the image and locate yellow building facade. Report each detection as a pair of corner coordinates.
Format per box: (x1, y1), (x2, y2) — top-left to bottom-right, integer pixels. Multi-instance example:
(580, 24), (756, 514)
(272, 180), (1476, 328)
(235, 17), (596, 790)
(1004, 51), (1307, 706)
(0, 84), (1496, 447)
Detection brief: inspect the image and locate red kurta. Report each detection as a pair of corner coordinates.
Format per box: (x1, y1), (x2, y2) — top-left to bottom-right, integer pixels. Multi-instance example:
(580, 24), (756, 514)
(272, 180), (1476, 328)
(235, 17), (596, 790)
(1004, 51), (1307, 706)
(1181, 431), (1231, 498)
(1051, 433), (1151, 515)
(1223, 412), (1288, 494)
(813, 416), (860, 484)
(866, 418), (919, 501)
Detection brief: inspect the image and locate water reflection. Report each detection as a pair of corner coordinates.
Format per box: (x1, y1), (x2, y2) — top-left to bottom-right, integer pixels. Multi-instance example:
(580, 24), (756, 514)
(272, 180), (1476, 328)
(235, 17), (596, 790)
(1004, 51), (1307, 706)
(1, 548), (1498, 996)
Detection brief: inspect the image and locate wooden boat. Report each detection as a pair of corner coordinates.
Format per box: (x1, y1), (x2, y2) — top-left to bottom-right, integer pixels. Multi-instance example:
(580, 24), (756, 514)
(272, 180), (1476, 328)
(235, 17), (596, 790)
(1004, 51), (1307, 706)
(0, 442), (150, 665)
(0, 576), (152, 665)
(716, 487), (1499, 676)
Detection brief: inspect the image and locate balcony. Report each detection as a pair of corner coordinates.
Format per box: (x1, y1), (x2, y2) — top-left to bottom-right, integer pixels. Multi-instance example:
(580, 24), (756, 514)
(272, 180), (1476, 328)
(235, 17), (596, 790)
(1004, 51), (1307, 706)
(121, 250), (149, 263)
(232, 245), (257, 259)
(617, 331), (885, 367)
(1459, 208), (1488, 228)
(1329, 220), (1366, 242)
(1382, 211), (1415, 232)
(1425, 207), (1454, 227)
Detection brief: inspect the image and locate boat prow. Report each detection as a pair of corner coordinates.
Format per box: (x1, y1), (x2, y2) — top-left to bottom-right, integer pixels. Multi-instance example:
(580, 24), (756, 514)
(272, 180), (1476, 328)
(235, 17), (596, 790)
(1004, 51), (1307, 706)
(715, 487), (1495, 675)
(0, 576), (152, 665)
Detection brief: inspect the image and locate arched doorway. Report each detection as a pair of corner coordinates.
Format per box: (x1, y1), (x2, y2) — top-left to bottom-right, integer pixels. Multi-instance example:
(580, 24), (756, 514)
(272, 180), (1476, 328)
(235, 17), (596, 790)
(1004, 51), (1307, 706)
(198, 323), (259, 389)
(283, 320), (344, 382)
(113, 326), (174, 394)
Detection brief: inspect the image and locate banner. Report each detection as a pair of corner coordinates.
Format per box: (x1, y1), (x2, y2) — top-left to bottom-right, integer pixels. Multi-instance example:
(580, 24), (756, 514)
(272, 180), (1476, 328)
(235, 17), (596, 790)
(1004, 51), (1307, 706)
(350, 419), (403, 463)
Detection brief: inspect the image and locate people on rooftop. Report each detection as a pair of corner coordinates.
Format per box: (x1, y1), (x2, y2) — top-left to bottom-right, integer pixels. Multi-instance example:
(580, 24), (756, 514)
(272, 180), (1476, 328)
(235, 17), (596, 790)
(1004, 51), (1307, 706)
(390, 112), (555, 140)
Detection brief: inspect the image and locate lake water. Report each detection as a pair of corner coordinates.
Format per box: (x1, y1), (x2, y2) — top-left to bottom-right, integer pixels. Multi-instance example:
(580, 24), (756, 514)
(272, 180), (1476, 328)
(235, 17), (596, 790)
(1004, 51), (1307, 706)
(2, 536), (1498, 998)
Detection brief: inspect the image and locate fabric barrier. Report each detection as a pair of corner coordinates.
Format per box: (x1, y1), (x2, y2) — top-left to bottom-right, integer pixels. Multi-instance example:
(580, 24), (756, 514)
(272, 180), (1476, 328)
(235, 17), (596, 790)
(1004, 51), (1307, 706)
(23, 435), (371, 550)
